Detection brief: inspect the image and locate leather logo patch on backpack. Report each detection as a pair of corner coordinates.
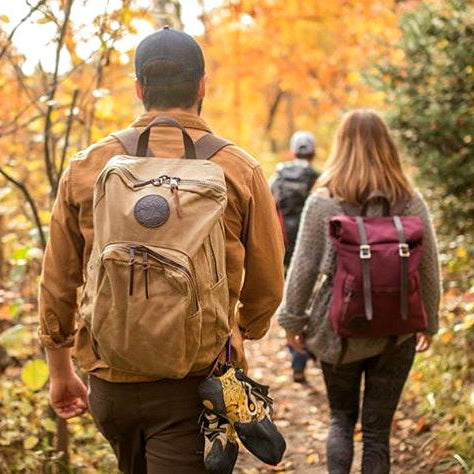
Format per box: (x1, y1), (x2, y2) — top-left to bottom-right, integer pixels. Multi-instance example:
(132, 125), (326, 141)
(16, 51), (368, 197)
(134, 194), (170, 228)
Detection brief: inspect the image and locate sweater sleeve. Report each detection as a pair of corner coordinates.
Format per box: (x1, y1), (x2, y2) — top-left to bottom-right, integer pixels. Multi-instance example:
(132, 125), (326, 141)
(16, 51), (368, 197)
(407, 191), (441, 335)
(277, 194), (328, 333)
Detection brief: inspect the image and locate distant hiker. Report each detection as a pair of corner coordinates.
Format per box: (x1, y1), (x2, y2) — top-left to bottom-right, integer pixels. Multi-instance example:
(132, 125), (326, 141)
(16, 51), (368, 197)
(271, 131), (319, 383)
(271, 131), (319, 267)
(277, 109), (440, 474)
(38, 27), (285, 474)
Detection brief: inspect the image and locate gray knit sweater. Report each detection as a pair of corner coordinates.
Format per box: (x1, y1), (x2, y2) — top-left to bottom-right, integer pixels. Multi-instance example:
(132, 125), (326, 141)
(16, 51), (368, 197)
(276, 191), (441, 364)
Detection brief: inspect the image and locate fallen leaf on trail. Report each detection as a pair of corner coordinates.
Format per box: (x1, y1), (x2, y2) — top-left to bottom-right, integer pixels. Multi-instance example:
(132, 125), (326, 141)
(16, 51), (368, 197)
(265, 460), (291, 472)
(415, 416), (430, 434)
(396, 419), (415, 430)
(275, 419), (290, 428)
(23, 435), (39, 450)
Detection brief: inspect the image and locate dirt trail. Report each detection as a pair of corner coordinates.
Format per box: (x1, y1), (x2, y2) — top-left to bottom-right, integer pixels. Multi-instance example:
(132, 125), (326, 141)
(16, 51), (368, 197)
(234, 321), (446, 474)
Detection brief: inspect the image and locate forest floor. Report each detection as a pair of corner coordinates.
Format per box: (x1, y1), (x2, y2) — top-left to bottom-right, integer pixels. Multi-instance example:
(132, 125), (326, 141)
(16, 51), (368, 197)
(234, 321), (462, 474)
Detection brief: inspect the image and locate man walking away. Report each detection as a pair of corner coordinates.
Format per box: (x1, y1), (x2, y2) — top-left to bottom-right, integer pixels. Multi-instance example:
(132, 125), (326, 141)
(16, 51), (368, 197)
(271, 131), (319, 383)
(39, 27), (284, 474)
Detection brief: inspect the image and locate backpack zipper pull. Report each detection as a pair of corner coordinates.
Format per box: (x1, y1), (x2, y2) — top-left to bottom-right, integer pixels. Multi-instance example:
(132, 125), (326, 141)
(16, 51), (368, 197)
(170, 178), (183, 218)
(128, 246), (136, 296)
(142, 249), (150, 299)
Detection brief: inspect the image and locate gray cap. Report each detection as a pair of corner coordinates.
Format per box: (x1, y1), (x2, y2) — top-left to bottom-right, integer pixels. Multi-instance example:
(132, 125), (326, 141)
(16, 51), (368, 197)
(290, 131), (316, 157)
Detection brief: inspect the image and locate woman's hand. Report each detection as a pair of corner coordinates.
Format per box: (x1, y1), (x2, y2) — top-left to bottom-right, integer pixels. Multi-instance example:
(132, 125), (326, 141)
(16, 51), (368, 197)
(286, 330), (306, 353)
(416, 333), (432, 352)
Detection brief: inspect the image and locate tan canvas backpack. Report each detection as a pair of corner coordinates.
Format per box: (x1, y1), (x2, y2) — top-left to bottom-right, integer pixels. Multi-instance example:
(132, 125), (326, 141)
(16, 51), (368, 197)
(83, 117), (231, 378)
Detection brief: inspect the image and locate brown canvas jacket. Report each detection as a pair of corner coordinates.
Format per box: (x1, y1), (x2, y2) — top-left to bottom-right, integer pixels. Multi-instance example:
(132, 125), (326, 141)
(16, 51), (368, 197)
(38, 110), (285, 382)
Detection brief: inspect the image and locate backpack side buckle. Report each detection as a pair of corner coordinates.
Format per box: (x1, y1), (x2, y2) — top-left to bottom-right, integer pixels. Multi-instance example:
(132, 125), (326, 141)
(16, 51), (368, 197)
(359, 244), (371, 259)
(399, 243), (410, 257)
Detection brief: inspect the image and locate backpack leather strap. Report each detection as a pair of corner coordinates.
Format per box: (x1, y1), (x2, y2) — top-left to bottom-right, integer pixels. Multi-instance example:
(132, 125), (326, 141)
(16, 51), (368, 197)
(138, 117), (196, 158)
(183, 133), (232, 160)
(393, 216), (409, 320)
(356, 216), (373, 321)
(111, 128), (154, 156)
(112, 128), (231, 160)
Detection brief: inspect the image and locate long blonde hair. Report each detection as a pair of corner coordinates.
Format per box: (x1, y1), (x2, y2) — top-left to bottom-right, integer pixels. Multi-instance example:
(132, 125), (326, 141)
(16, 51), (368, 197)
(317, 109), (414, 204)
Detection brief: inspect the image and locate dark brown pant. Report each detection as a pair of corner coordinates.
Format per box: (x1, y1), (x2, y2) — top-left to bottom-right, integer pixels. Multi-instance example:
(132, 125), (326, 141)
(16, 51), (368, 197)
(88, 375), (207, 474)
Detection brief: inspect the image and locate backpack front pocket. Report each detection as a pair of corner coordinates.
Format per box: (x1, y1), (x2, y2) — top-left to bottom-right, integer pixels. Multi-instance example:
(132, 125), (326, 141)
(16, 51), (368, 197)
(92, 243), (201, 378)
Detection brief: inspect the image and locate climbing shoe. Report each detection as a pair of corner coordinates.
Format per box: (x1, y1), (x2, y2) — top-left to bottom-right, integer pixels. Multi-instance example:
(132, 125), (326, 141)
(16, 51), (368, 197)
(199, 366), (286, 466)
(199, 409), (239, 474)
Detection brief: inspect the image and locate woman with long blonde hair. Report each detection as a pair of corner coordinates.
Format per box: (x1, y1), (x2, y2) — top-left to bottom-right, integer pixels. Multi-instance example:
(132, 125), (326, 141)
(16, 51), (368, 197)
(277, 109), (440, 473)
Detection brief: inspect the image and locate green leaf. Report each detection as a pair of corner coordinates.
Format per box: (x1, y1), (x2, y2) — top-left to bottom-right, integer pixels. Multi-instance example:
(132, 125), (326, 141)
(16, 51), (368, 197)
(21, 359), (49, 391)
(40, 417), (56, 433)
(12, 247), (30, 263)
(0, 324), (27, 350)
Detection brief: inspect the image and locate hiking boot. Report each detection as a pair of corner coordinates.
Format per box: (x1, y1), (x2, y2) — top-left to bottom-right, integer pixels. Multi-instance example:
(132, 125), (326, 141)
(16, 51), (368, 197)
(199, 366), (286, 466)
(199, 410), (239, 474)
(293, 371), (307, 384)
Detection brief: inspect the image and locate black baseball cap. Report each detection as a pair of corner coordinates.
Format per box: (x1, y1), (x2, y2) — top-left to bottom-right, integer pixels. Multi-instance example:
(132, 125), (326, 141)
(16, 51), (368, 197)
(135, 26), (205, 86)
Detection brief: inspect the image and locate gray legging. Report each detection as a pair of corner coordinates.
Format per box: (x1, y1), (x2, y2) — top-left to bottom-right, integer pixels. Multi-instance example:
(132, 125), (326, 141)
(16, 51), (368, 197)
(321, 336), (416, 474)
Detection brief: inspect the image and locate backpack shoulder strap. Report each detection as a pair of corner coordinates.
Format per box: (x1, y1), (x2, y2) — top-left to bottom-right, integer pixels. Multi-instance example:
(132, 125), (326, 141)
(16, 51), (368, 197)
(340, 195), (410, 217)
(391, 197), (410, 216)
(111, 128), (154, 157)
(340, 201), (361, 216)
(185, 133), (232, 160)
(112, 129), (230, 160)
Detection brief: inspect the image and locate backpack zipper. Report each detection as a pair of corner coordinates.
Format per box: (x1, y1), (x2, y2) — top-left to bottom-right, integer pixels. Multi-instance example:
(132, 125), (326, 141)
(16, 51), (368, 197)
(104, 243), (199, 313)
(132, 174), (225, 193)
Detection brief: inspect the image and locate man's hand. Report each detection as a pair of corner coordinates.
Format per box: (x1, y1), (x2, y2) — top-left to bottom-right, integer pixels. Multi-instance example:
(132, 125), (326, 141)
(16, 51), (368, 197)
(46, 347), (88, 419)
(416, 333), (432, 352)
(286, 330), (306, 354)
(50, 372), (89, 419)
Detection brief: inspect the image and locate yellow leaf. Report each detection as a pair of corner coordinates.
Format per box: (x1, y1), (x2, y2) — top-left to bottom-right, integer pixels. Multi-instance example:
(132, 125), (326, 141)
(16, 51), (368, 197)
(456, 246), (467, 258)
(23, 435), (39, 450)
(21, 359), (49, 391)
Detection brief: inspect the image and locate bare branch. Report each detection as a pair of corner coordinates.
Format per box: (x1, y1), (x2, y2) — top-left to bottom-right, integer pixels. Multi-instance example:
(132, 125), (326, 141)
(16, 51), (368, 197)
(0, 114), (44, 137)
(265, 87), (285, 134)
(58, 88), (79, 181)
(0, 167), (46, 250)
(43, 0), (74, 199)
(0, 0), (47, 62)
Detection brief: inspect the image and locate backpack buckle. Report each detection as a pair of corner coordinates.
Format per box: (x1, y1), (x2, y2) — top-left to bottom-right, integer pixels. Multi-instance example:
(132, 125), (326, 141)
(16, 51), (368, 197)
(359, 244), (371, 259)
(399, 243), (410, 257)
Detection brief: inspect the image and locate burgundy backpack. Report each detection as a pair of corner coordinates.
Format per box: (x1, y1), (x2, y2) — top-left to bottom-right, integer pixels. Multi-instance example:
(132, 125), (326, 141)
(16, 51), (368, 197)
(329, 192), (428, 342)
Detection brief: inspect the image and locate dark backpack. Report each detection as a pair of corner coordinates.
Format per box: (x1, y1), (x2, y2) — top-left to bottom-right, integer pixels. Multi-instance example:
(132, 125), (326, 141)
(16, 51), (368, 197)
(271, 163), (319, 265)
(329, 192), (428, 342)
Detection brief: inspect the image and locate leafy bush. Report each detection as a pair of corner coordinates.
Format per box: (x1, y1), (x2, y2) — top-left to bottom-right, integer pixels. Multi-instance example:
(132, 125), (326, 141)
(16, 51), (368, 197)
(407, 289), (474, 471)
(369, 0), (474, 235)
